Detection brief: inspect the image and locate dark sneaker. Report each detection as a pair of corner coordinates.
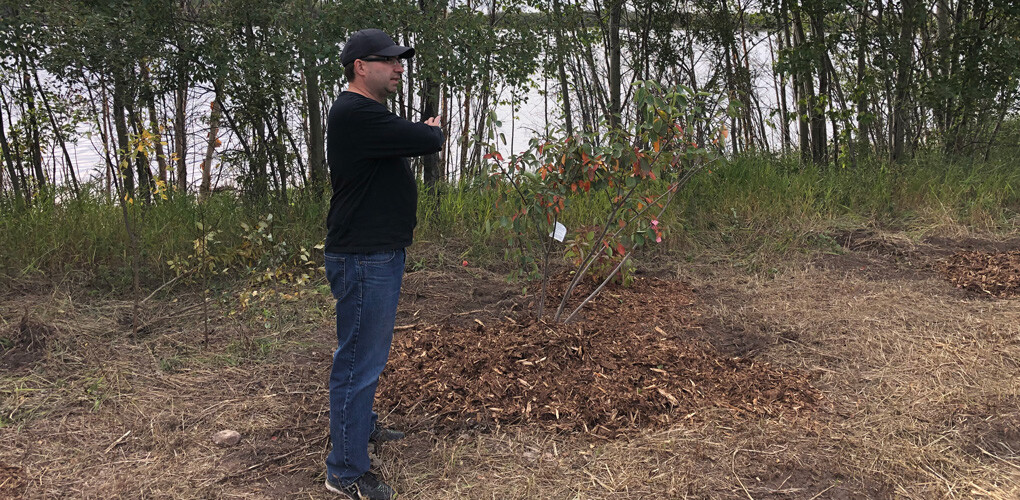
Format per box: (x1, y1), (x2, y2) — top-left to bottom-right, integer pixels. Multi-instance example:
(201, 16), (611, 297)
(369, 427), (405, 444)
(325, 472), (396, 500)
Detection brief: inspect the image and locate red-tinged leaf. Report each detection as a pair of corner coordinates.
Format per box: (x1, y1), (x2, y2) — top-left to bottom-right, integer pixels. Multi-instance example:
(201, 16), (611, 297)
(653, 139), (661, 153)
(618, 218), (626, 228)
(649, 171), (656, 180)
(483, 152), (493, 160)
(582, 151), (589, 164)
(571, 183), (577, 193)
(495, 152), (504, 161)
(616, 243), (626, 255)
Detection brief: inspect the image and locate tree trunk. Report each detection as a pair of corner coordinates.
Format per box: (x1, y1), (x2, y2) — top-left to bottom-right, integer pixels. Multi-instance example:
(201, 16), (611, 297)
(174, 69), (189, 192)
(808, 3), (828, 165)
(892, 0), (916, 162)
(418, 0), (444, 187)
(305, 61), (326, 188)
(607, 0), (622, 129)
(140, 65), (169, 183)
(128, 108), (152, 204)
(0, 101), (25, 205)
(788, 1), (811, 163)
(200, 98), (221, 200)
(22, 69), (46, 197)
(856, 3), (870, 156)
(112, 76), (135, 198)
(31, 69), (80, 199)
(553, 0), (574, 136)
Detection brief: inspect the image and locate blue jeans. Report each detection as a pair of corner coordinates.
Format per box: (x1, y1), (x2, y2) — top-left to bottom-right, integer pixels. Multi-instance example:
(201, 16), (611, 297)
(324, 249), (405, 485)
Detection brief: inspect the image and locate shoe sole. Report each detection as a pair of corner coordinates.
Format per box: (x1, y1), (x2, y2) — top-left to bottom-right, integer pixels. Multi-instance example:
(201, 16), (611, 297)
(325, 479), (358, 499)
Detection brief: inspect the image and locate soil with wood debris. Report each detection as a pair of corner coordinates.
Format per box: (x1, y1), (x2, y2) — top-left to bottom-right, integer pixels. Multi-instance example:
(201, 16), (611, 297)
(380, 277), (821, 434)
(940, 250), (1020, 297)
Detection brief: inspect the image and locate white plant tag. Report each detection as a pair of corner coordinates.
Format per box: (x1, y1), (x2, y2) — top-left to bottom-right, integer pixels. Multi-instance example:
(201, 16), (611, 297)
(549, 222), (567, 242)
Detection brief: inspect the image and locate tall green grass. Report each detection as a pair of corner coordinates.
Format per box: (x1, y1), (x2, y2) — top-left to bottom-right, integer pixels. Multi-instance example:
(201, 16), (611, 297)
(1, 151), (1017, 286)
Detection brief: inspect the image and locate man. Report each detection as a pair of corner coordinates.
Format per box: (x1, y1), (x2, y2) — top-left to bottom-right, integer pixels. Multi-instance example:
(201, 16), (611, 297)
(323, 28), (443, 499)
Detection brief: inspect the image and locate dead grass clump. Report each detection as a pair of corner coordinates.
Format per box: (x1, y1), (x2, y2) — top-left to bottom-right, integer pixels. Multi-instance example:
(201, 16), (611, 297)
(834, 228), (918, 257)
(0, 461), (26, 497)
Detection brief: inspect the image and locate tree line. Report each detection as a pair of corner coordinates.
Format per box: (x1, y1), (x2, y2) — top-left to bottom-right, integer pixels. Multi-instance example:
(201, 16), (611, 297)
(1, 0), (1018, 208)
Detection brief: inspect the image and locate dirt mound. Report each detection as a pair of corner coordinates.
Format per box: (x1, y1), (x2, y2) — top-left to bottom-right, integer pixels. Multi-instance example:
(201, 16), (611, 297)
(379, 278), (820, 434)
(940, 250), (1020, 297)
(0, 313), (57, 370)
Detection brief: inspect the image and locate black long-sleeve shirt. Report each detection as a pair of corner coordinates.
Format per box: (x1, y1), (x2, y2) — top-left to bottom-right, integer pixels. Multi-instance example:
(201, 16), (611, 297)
(325, 92), (444, 253)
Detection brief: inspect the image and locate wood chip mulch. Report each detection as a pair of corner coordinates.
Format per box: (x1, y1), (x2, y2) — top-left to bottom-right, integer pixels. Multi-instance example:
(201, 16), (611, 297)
(941, 250), (1020, 297)
(379, 278), (820, 434)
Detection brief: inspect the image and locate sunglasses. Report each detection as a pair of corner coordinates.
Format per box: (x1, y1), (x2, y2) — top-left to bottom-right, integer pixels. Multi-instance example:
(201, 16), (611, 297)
(360, 56), (404, 66)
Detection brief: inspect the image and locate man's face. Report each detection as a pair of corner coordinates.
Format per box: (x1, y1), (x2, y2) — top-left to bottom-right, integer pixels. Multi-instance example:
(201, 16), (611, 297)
(359, 56), (404, 98)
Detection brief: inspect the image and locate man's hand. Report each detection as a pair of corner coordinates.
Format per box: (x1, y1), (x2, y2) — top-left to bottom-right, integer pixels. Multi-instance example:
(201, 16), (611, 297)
(424, 116), (441, 128)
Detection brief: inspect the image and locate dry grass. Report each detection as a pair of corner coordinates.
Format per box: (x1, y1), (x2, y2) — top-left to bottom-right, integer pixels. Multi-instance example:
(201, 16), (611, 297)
(2, 233), (1019, 499)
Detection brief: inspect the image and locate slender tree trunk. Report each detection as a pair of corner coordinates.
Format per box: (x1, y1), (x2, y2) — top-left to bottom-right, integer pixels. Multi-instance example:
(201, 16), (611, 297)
(128, 108), (152, 204)
(470, 55), (492, 176)
(772, 30), (791, 151)
(788, 1), (811, 163)
(112, 76), (135, 199)
(0, 100), (25, 204)
(607, 0), (622, 129)
(856, 3), (870, 156)
(305, 61), (326, 187)
(553, 0), (574, 136)
(892, 0), (916, 161)
(174, 68), (189, 192)
(31, 69), (80, 198)
(418, 0), (443, 188)
(808, 4), (828, 165)
(21, 69), (46, 197)
(140, 64), (168, 183)
(200, 98), (221, 200)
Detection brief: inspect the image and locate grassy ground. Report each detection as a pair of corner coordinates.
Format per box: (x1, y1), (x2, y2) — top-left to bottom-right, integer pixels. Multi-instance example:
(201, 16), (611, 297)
(1, 153), (1019, 498)
(1, 226), (1018, 498)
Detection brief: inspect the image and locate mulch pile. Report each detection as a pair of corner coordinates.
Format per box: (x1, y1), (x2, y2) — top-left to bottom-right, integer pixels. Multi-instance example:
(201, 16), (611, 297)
(940, 250), (1020, 297)
(379, 277), (820, 434)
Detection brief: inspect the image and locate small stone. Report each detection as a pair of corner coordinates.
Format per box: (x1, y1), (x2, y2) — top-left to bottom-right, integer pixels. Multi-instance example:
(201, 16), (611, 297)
(213, 429), (242, 446)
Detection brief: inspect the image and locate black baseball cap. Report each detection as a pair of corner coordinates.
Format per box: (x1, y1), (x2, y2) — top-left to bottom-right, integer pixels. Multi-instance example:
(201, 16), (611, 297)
(340, 29), (415, 66)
